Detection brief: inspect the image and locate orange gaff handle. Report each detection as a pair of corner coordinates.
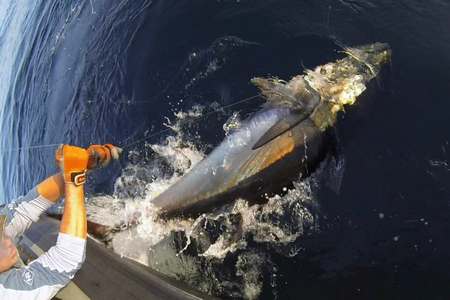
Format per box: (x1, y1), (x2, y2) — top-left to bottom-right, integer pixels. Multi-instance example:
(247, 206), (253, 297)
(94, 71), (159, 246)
(86, 144), (122, 169)
(55, 145), (89, 186)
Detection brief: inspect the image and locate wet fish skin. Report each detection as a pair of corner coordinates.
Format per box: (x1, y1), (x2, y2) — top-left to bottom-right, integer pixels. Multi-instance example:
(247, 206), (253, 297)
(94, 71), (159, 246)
(152, 42), (391, 217)
(152, 108), (327, 217)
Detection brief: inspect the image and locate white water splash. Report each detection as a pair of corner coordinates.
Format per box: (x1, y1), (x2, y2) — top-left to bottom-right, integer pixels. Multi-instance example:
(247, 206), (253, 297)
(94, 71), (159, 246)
(87, 106), (206, 260)
(86, 104), (343, 299)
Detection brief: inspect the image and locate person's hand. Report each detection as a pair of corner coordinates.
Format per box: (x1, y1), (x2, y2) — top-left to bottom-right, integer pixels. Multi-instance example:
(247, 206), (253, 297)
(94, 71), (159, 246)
(55, 145), (89, 186)
(0, 236), (18, 272)
(86, 144), (122, 170)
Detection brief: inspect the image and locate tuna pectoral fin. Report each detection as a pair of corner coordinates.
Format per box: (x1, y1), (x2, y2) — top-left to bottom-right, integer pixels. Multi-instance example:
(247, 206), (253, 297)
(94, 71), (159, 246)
(252, 111), (309, 150)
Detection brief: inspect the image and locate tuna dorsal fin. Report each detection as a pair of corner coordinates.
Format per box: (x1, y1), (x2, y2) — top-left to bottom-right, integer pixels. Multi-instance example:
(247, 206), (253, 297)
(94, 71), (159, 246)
(252, 111), (309, 150)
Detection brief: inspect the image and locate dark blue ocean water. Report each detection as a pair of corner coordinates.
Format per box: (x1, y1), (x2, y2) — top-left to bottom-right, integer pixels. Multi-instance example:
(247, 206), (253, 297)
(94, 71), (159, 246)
(0, 0), (449, 299)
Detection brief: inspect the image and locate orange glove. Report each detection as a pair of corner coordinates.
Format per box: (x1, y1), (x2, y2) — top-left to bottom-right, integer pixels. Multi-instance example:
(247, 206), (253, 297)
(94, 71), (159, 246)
(55, 145), (89, 186)
(86, 144), (122, 170)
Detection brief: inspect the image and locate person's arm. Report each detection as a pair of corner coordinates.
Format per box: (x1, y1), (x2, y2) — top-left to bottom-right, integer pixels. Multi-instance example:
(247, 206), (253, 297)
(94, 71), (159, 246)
(0, 145), (88, 299)
(0, 233), (85, 299)
(4, 143), (121, 241)
(3, 174), (64, 242)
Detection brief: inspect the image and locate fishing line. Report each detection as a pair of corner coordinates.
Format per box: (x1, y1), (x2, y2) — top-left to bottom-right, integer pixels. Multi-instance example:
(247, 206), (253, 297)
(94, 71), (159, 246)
(0, 93), (262, 154)
(0, 143), (62, 154)
(122, 93), (261, 149)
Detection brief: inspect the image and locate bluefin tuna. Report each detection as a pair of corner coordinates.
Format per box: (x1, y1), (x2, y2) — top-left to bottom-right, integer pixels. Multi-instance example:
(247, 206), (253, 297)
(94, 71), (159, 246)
(152, 42), (391, 217)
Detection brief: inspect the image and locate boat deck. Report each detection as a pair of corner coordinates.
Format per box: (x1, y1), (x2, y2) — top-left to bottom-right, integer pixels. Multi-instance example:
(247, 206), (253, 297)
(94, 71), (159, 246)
(19, 216), (213, 300)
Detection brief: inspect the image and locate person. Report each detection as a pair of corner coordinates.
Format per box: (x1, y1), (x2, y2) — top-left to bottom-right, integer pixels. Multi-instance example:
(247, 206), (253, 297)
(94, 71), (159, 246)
(0, 143), (121, 299)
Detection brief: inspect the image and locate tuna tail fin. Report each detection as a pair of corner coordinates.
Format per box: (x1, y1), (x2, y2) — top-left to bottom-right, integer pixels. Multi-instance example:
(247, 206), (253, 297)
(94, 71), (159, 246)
(252, 110), (309, 150)
(251, 76), (320, 112)
(251, 77), (301, 109)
